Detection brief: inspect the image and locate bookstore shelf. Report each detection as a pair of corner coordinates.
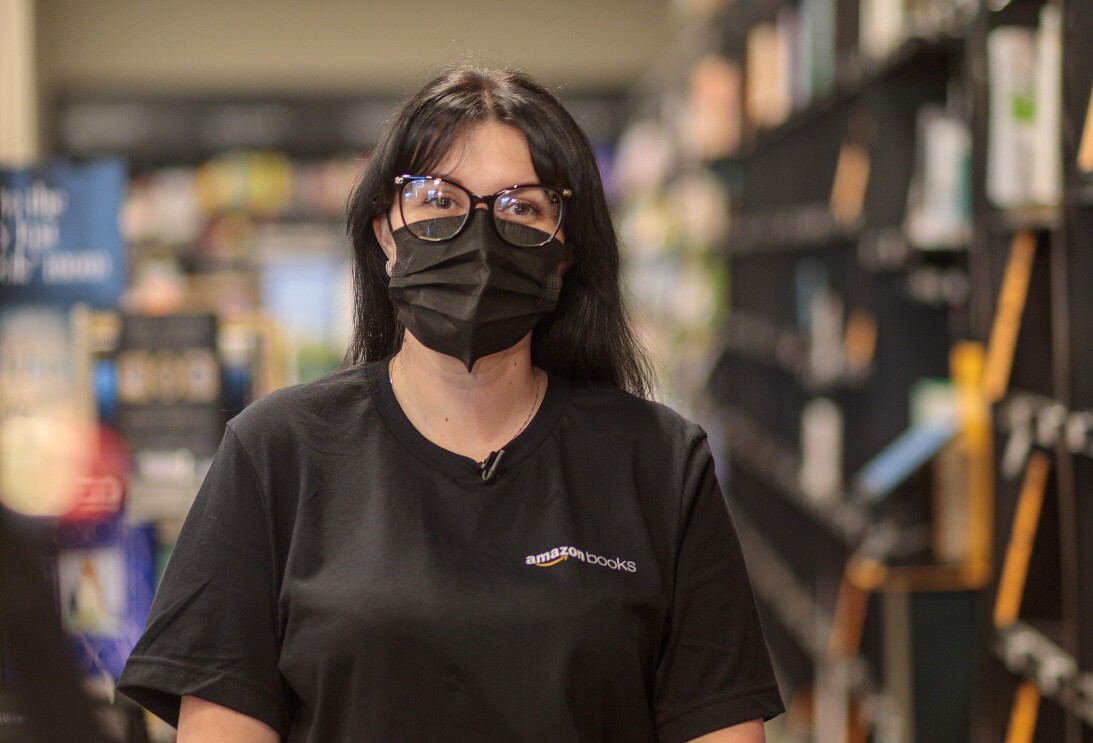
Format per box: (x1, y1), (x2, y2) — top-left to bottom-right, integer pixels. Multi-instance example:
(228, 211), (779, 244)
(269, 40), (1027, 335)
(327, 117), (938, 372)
(996, 391), (1093, 459)
(721, 405), (869, 545)
(5, 0), (1085, 739)
(718, 311), (872, 391)
(733, 508), (834, 661)
(995, 621), (1093, 726)
(990, 205), (1064, 233)
(683, 0), (1093, 738)
(1070, 181), (1093, 205)
(726, 205), (863, 255)
(736, 29), (969, 162)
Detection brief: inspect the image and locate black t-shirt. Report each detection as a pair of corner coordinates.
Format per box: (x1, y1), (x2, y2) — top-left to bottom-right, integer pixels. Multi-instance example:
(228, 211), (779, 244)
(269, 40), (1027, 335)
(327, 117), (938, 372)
(117, 361), (783, 742)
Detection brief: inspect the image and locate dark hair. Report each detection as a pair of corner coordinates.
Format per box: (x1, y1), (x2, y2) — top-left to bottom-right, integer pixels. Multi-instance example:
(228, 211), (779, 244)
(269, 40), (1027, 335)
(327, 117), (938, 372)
(345, 65), (653, 398)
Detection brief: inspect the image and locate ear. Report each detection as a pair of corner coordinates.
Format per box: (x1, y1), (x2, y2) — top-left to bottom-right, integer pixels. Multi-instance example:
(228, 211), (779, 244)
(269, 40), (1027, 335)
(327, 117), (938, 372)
(372, 214), (397, 262)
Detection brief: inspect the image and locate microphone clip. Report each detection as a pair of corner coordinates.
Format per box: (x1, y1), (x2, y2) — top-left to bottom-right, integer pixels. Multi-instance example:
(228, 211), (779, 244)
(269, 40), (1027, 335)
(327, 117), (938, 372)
(479, 449), (505, 481)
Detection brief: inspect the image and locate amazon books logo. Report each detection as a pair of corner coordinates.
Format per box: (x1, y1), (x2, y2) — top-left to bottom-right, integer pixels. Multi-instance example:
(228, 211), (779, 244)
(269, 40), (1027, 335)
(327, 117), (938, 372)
(525, 545), (637, 573)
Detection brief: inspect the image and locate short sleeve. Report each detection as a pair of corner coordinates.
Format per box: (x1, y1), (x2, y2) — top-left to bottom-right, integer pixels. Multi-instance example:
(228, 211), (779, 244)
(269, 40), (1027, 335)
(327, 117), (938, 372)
(653, 436), (784, 743)
(117, 425), (289, 736)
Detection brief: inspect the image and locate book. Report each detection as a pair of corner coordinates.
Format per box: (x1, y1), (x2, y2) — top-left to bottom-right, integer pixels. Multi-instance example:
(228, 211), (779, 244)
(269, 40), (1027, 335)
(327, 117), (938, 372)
(830, 132), (871, 225)
(829, 570), (869, 658)
(851, 416), (959, 505)
(842, 309), (877, 378)
(115, 313), (223, 465)
(905, 106), (972, 249)
(1003, 681), (1040, 743)
(800, 397), (843, 504)
(993, 451), (1051, 628)
(860, 0), (905, 61)
(0, 306), (95, 517)
(1029, 5), (1062, 205)
(801, 0), (837, 100)
(807, 285), (846, 386)
(1079, 80), (1093, 173)
(984, 232), (1036, 402)
(55, 515), (157, 680)
(685, 55), (743, 160)
(986, 27), (1038, 208)
(777, 7), (803, 114)
(746, 23), (791, 129)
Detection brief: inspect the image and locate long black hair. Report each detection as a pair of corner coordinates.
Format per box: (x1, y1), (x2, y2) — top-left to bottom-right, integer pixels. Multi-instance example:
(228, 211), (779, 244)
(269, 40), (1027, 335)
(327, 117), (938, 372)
(345, 65), (653, 398)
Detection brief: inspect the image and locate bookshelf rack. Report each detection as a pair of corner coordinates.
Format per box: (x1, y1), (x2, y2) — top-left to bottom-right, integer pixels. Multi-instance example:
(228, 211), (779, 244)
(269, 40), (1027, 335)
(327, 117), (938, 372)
(736, 28), (969, 162)
(727, 206), (862, 254)
(720, 405), (869, 544)
(734, 508), (835, 661)
(995, 621), (1093, 727)
(990, 206), (1063, 233)
(718, 311), (872, 390)
(672, 0), (1093, 739)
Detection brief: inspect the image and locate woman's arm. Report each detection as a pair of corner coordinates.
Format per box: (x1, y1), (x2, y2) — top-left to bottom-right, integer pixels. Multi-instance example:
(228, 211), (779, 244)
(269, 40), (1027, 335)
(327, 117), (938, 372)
(178, 695), (280, 743)
(687, 718), (765, 742)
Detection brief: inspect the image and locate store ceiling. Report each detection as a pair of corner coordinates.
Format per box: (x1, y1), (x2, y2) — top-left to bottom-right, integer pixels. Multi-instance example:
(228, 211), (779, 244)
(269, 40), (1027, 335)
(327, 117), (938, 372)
(36, 0), (681, 96)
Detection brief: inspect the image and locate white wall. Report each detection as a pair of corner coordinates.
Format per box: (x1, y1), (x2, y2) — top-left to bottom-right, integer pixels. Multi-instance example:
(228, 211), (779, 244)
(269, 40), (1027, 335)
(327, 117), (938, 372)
(35, 0), (678, 95)
(1, 0), (39, 163)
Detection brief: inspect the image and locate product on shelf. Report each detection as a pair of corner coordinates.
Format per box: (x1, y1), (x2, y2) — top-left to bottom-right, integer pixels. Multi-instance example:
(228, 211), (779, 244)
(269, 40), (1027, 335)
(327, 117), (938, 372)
(745, 22), (792, 129)
(1029, 5), (1062, 205)
(799, 397), (844, 505)
(986, 9), (1062, 209)
(904, 105), (972, 249)
(829, 114), (873, 226)
(55, 515), (157, 681)
(683, 55), (743, 160)
(859, 0), (905, 61)
(986, 26), (1037, 208)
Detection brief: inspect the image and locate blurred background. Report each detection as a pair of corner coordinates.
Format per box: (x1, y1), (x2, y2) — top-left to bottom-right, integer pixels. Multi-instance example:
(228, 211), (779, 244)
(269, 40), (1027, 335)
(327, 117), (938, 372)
(2, 0), (1092, 741)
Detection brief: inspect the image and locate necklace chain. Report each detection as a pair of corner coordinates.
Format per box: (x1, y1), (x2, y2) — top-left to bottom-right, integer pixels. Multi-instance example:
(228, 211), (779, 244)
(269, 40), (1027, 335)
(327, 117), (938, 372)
(512, 369), (542, 441)
(389, 365), (542, 443)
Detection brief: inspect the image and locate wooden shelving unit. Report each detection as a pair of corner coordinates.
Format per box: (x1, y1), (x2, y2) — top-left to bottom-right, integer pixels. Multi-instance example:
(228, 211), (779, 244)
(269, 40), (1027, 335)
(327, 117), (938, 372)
(691, 0), (1093, 740)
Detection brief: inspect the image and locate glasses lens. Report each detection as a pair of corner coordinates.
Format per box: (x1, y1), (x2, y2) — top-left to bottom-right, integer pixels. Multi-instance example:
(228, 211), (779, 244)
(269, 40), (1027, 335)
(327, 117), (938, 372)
(400, 178), (471, 240)
(493, 186), (564, 247)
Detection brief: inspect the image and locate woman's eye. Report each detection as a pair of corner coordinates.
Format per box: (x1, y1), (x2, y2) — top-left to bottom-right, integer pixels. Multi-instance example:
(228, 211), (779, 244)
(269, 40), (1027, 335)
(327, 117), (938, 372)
(501, 199), (540, 218)
(425, 192), (454, 209)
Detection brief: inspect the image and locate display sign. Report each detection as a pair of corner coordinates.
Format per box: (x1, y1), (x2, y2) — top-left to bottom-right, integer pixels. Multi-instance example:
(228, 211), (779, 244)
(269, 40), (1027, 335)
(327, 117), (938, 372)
(0, 159), (126, 308)
(116, 314), (223, 458)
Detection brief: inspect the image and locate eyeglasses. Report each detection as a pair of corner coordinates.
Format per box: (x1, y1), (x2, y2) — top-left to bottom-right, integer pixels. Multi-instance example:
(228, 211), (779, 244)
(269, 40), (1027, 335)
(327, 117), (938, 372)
(394, 175), (572, 247)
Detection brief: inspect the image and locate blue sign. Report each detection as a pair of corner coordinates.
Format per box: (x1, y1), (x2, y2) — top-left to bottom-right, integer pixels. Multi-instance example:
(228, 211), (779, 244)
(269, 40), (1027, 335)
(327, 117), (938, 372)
(0, 159), (126, 308)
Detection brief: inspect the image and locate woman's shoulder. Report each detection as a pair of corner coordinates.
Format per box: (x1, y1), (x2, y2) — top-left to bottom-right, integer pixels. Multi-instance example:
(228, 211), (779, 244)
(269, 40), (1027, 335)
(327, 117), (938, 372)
(227, 362), (379, 445)
(561, 380), (706, 448)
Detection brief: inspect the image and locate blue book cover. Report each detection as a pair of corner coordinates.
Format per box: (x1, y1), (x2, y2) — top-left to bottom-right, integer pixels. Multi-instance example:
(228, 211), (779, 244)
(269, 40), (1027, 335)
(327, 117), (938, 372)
(54, 515), (156, 680)
(0, 159), (126, 308)
(851, 416), (960, 505)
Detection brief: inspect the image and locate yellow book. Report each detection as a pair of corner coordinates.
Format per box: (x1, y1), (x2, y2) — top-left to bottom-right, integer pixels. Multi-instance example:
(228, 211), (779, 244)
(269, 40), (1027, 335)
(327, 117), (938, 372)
(1078, 82), (1093, 172)
(993, 451), (1051, 628)
(829, 570), (869, 659)
(830, 142), (871, 225)
(984, 232), (1036, 402)
(1004, 681), (1040, 743)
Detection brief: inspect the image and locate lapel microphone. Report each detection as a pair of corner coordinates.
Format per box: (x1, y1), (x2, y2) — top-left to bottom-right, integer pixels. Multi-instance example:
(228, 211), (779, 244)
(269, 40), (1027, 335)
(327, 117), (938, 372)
(479, 449), (505, 481)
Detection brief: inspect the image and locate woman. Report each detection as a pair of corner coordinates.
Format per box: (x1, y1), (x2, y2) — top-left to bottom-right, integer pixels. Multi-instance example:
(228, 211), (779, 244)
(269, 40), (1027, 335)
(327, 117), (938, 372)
(118, 66), (783, 742)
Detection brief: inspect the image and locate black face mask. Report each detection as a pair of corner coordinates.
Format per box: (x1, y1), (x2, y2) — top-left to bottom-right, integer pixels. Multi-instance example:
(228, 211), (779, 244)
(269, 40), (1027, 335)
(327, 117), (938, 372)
(387, 210), (566, 371)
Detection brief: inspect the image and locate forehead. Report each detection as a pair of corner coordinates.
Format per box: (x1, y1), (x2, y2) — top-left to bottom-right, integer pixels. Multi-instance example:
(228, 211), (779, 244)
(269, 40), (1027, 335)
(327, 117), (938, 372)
(433, 121), (540, 192)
